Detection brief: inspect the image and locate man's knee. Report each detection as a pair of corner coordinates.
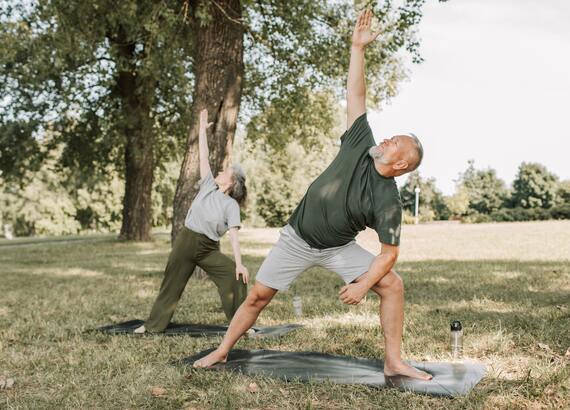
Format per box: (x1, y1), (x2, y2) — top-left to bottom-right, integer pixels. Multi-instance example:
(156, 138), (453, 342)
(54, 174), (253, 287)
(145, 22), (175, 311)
(373, 270), (404, 295)
(245, 284), (275, 310)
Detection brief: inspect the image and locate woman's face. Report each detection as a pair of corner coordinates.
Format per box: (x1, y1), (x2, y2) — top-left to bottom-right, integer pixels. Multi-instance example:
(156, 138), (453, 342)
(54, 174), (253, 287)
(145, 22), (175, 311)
(215, 167), (234, 188)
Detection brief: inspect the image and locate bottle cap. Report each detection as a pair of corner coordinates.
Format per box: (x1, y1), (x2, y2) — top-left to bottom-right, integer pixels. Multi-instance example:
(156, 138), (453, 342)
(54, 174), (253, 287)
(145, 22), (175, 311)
(450, 320), (462, 331)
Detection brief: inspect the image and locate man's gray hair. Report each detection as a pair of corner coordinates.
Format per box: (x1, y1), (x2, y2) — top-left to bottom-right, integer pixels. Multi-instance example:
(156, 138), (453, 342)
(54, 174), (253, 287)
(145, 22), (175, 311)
(229, 164), (247, 206)
(407, 132), (424, 171)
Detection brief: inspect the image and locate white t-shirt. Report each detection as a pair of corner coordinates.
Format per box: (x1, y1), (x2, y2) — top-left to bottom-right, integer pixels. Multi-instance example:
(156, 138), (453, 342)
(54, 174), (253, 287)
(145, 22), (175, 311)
(184, 171), (241, 241)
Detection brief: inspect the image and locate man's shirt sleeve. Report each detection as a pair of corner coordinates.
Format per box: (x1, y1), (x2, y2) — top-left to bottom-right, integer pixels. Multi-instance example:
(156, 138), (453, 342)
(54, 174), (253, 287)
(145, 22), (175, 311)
(340, 113), (373, 148)
(372, 200), (402, 246)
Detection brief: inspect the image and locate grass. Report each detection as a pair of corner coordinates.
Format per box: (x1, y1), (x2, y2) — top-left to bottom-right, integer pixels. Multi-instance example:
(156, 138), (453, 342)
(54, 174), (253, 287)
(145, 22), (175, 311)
(1, 221), (569, 409)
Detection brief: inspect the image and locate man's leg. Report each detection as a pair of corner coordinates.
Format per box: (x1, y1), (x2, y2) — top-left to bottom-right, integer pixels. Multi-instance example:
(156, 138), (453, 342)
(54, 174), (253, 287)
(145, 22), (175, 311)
(194, 225), (313, 367)
(193, 282), (277, 367)
(364, 270), (432, 380)
(323, 242), (431, 380)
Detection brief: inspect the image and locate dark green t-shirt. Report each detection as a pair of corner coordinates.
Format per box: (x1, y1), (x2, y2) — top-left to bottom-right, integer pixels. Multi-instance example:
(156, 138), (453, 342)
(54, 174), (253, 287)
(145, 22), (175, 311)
(289, 113), (402, 249)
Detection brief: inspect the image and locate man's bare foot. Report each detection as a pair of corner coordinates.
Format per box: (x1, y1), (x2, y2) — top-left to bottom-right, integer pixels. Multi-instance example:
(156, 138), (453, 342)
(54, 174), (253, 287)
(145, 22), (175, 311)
(134, 325), (146, 334)
(384, 362), (433, 381)
(193, 349), (228, 368)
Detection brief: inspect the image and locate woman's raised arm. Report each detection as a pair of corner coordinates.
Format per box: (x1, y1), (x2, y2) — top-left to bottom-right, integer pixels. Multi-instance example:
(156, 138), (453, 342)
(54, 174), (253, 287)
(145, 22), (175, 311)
(198, 109), (213, 179)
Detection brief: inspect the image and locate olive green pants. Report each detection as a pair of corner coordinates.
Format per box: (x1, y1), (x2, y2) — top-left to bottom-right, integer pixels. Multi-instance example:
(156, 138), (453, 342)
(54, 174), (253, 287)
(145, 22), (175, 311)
(144, 227), (247, 332)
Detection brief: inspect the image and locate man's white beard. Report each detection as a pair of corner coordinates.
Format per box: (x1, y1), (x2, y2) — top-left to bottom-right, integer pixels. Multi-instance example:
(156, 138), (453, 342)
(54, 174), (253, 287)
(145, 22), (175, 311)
(368, 146), (389, 165)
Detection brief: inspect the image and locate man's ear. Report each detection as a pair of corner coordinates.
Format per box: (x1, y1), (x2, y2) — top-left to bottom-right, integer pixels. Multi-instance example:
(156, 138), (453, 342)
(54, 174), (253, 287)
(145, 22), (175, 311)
(393, 160), (409, 170)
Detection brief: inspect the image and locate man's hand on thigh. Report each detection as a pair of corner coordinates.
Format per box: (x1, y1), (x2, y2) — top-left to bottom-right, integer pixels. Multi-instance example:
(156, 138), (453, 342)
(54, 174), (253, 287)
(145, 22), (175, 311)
(339, 282), (368, 305)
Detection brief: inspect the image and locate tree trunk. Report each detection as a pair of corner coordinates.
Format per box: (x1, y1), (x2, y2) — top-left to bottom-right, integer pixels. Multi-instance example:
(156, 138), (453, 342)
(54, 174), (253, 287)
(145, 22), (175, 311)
(172, 0), (244, 244)
(113, 34), (156, 241)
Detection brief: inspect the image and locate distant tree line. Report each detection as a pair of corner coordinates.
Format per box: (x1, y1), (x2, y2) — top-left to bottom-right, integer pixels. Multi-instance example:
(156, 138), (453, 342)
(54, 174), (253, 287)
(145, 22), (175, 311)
(2, 140), (568, 237)
(400, 160), (570, 224)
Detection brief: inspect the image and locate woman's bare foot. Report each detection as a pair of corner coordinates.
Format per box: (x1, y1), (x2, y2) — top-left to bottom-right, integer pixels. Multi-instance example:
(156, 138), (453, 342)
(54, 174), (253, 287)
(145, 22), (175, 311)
(133, 325), (146, 334)
(384, 361), (433, 381)
(193, 349), (228, 368)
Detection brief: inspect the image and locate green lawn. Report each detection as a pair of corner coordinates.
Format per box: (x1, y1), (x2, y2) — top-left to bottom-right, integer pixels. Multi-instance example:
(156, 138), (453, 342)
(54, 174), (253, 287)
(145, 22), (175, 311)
(1, 221), (569, 409)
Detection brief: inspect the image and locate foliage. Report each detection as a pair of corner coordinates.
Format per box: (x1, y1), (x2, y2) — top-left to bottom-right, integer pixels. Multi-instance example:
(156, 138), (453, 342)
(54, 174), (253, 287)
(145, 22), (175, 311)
(238, 95), (342, 227)
(511, 162), (559, 209)
(152, 160), (181, 228)
(0, 140), (179, 237)
(0, 149), (80, 236)
(241, 0), (426, 120)
(489, 207), (552, 223)
(444, 187), (470, 219)
(240, 139), (339, 227)
(70, 172), (124, 233)
(556, 180), (570, 204)
(400, 171), (448, 221)
(549, 203), (570, 220)
(1, 0), (430, 238)
(0, 0), (193, 178)
(456, 160), (508, 215)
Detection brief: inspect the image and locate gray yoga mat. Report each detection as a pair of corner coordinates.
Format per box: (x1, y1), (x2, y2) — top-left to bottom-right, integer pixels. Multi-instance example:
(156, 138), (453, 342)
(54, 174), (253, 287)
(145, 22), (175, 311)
(94, 319), (303, 338)
(182, 349), (486, 397)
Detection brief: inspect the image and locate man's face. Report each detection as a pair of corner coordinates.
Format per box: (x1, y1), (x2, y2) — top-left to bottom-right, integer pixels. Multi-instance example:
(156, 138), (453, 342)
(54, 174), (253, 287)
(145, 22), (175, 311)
(370, 135), (415, 166)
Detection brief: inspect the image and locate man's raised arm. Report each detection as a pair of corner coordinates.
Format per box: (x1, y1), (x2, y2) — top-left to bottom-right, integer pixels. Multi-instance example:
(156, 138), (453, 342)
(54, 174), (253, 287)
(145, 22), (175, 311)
(347, 9), (380, 129)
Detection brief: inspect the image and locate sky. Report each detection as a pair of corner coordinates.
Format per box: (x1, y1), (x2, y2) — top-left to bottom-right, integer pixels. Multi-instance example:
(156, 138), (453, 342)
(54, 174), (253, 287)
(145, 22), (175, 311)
(368, 0), (570, 195)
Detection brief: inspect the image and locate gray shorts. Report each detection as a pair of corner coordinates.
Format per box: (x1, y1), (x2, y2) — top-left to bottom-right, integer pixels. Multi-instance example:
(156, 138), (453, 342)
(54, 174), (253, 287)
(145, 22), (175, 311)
(255, 224), (376, 291)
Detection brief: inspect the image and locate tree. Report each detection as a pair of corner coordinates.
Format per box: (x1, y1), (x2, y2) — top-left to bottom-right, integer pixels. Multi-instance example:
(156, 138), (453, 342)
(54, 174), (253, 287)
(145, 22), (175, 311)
(239, 92), (341, 227)
(1, 1), (194, 240)
(445, 187), (470, 218)
(0, 154), (80, 237)
(400, 171), (448, 221)
(511, 162), (558, 209)
(171, 0), (431, 241)
(456, 160), (507, 215)
(556, 180), (570, 204)
(1, 1), (430, 242)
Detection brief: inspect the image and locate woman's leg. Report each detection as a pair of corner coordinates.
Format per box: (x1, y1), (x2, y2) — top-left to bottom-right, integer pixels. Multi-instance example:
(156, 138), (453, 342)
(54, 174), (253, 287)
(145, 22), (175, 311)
(143, 230), (197, 332)
(198, 250), (247, 321)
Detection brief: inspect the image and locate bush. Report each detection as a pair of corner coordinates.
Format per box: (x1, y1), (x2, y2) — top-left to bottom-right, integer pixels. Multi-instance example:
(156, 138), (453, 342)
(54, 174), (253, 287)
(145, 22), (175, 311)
(463, 212), (493, 223)
(550, 204), (570, 220)
(489, 207), (554, 222)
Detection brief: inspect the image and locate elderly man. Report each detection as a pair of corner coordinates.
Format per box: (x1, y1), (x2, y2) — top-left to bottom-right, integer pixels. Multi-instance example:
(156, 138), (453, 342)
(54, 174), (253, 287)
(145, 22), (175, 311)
(195, 9), (430, 381)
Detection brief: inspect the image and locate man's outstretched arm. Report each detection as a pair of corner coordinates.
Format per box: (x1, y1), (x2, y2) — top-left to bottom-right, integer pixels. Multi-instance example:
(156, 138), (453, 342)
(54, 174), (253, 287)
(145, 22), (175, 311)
(339, 243), (398, 305)
(347, 9), (380, 129)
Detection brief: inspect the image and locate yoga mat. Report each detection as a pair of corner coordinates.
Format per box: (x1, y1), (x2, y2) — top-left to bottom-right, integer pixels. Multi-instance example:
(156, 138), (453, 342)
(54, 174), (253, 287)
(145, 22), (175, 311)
(182, 349), (486, 397)
(94, 320), (303, 338)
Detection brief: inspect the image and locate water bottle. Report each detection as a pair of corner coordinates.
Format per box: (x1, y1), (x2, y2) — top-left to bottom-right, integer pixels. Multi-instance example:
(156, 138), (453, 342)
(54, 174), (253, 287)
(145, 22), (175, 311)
(292, 295), (302, 317)
(450, 320), (463, 359)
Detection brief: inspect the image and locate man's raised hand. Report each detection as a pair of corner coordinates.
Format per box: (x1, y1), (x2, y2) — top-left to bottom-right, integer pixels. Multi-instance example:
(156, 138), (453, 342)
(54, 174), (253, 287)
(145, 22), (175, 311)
(352, 8), (381, 49)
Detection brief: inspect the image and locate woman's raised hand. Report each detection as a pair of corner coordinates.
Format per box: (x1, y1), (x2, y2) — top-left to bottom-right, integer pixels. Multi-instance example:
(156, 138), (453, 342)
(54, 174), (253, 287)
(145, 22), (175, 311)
(199, 109), (214, 130)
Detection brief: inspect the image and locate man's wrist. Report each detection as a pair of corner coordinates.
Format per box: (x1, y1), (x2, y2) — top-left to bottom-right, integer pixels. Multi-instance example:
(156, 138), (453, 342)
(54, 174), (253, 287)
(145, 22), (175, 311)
(360, 280), (373, 291)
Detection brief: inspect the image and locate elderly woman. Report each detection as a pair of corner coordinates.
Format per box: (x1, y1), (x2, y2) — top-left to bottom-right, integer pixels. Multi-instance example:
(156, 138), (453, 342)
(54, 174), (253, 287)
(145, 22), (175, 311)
(135, 109), (249, 333)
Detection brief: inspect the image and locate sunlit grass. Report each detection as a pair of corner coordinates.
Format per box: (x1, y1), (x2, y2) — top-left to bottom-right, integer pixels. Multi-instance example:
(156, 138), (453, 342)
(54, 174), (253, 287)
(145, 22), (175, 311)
(0, 221), (569, 409)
